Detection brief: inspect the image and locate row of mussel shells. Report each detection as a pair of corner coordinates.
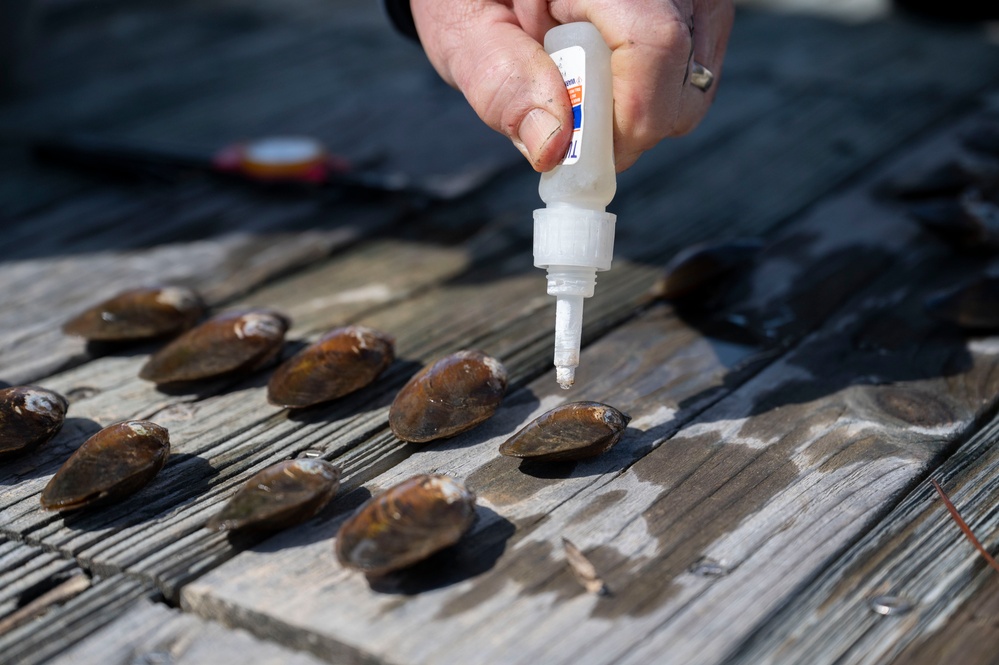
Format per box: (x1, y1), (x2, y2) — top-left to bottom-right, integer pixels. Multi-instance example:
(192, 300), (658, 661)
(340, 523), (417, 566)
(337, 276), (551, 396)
(41, 291), (371, 528)
(36, 124), (999, 583)
(61, 286), (510, 439)
(0, 386), (340, 531)
(878, 118), (999, 330)
(64, 290), (299, 391)
(61, 287), (636, 450)
(0, 386), (342, 534)
(61, 286), (396, 407)
(46, 286), (635, 576)
(0, 383), (341, 532)
(79, 119), (999, 577)
(336, 400), (632, 576)
(335, 399), (632, 576)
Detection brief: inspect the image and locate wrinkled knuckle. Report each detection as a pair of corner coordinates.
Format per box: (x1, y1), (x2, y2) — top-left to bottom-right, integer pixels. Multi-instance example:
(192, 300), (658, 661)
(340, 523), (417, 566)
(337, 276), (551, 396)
(635, 123), (670, 150)
(620, 97), (678, 148)
(653, 14), (694, 66)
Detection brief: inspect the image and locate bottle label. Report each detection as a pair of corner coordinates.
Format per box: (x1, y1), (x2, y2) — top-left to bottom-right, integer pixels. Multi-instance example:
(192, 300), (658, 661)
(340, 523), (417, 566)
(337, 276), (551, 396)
(550, 45), (584, 165)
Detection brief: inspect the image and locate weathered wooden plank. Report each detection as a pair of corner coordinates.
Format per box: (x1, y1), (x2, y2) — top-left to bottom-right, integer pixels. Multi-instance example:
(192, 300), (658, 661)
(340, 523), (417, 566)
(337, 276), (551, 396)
(178, 116), (999, 664)
(0, 197), (403, 384)
(0, 229), (508, 514)
(0, 178), (390, 262)
(722, 410), (999, 665)
(0, 576), (153, 665)
(0, 227), (605, 598)
(1, 5), (999, 648)
(0, 539), (81, 622)
(892, 575), (999, 665)
(6, 67), (993, 614)
(0, 220), (554, 598)
(45, 597), (330, 665)
(0, 538), (83, 633)
(7, 0), (997, 392)
(0, 573), (91, 639)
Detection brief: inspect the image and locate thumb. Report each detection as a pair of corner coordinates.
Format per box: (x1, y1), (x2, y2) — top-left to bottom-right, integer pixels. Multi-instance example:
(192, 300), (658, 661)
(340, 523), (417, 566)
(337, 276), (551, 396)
(413, 9), (572, 171)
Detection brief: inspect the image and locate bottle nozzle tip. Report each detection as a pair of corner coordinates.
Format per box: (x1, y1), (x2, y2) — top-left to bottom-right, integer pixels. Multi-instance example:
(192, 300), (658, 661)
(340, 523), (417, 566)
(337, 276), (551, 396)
(556, 365), (576, 389)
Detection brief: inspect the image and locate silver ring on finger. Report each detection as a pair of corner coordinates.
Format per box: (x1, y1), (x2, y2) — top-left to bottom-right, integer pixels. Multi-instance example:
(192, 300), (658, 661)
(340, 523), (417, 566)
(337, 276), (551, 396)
(689, 61), (714, 92)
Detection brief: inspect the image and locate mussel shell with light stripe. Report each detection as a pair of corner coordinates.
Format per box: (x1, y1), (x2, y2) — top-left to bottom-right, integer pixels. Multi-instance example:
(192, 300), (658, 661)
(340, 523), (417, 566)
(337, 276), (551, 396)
(0, 386), (68, 455)
(267, 325), (395, 408)
(206, 459), (341, 533)
(388, 350), (507, 443)
(336, 474), (477, 576)
(40, 420), (170, 511)
(62, 286), (205, 341)
(499, 401), (631, 462)
(139, 309), (289, 384)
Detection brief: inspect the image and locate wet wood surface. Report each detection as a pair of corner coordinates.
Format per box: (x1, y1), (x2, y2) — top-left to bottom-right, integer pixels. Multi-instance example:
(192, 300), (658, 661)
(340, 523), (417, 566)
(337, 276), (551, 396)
(3, 0), (999, 663)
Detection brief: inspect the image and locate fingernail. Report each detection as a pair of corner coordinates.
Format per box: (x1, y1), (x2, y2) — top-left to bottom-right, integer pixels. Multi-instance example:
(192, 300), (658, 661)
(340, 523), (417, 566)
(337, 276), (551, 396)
(517, 108), (562, 167)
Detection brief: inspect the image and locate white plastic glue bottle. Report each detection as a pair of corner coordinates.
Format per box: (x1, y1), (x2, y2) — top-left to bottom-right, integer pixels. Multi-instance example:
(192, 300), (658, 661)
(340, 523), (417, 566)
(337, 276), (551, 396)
(533, 22), (616, 389)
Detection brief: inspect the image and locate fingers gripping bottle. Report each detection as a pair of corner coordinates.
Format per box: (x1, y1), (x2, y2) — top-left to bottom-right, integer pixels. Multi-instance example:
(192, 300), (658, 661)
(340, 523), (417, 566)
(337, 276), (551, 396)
(534, 22), (617, 389)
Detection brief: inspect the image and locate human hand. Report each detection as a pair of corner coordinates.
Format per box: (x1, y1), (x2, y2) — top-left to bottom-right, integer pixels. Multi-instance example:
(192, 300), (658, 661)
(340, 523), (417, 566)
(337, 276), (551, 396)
(410, 0), (734, 172)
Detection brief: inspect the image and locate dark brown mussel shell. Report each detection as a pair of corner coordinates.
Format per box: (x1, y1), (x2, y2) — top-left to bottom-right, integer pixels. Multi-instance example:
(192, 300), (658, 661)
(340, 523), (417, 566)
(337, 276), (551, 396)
(925, 276), (999, 330)
(875, 161), (973, 201)
(139, 309), (290, 384)
(267, 325), (395, 409)
(499, 401), (631, 462)
(336, 474), (476, 576)
(649, 238), (763, 302)
(910, 190), (999, 252)
(40, 420), (170, 511)
(0, 386), (68, 456)
(388, 350), (508, 443)
(62, 286), (205, 341)
(206, 459), (341, 533)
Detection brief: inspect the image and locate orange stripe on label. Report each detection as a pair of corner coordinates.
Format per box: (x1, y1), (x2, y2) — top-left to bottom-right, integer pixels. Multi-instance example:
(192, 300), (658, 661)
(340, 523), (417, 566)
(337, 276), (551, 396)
(567, 85), (583, 106)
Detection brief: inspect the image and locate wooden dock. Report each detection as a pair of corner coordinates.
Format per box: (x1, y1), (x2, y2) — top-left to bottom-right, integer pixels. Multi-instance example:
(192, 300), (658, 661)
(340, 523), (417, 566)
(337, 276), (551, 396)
(3, 0), (999, 662)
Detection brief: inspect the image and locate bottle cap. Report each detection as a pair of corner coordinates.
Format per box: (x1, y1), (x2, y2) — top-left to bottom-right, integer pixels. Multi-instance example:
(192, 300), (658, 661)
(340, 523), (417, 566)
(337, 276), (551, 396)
(533, 206), (617, 271)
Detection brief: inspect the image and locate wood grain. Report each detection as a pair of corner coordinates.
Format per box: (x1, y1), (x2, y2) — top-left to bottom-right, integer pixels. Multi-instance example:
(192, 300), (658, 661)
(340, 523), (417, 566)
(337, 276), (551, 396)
(46, 598), (331, 665)
(722, 412), (999, 665)
(3, 0), (999, 661)
(0, 200), (402, 384)
(0, 576), (153, 665)
(6, 23), (997, 614)
(179, 136), (999, 664)
(0, 538), (82, 624)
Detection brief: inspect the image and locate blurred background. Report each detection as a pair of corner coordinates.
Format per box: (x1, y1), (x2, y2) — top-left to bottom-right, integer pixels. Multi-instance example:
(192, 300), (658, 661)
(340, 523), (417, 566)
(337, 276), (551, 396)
(2, 0), (997, 223)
